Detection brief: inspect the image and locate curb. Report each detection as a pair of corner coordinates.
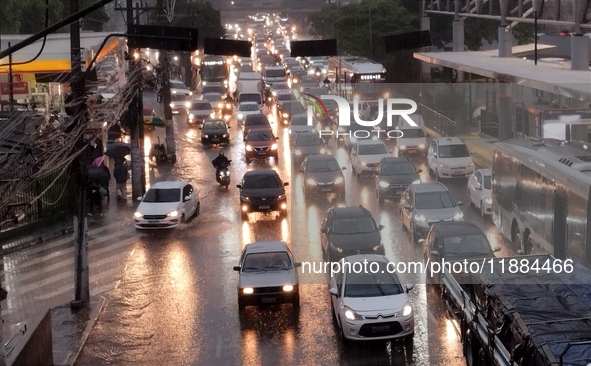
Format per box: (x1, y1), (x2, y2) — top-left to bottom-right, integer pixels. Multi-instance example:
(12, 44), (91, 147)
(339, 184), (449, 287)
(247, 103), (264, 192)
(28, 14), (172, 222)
(66, 296), (106, 366)
(1, 224), (73, 256)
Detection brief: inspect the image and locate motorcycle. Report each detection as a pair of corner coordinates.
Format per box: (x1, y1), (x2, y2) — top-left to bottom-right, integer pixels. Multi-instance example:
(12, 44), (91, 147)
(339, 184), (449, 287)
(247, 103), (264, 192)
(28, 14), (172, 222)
(215, 160), (232, 188)
(221, 100), (234, 121)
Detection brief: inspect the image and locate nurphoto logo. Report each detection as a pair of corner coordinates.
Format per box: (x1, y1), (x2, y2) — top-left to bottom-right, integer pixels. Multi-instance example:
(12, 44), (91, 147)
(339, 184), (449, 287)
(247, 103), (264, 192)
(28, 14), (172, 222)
(303, 94), (419, 140)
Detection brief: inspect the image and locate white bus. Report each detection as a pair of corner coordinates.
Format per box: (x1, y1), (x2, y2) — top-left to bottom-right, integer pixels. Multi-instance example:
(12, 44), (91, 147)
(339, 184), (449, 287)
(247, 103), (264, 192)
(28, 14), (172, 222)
(327, 56), (387, 100)
(492, 138), (591, 262)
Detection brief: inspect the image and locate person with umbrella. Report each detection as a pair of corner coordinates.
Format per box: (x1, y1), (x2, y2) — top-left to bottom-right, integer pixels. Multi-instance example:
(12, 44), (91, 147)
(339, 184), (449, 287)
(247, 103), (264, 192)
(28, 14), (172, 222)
(113, 158), (130, 202)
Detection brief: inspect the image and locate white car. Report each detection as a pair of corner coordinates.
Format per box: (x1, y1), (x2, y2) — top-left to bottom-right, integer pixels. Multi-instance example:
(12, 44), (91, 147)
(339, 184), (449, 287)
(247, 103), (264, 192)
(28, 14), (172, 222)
(329, 255), (414, 344)
(468, 168), (492, 217)
(237, 101), (262, 124)
(202, 92), (224, 111)
(134, 181), (200, 229)
(287, 113), (314, 138)
(234, 241), (301, 310)
(427, 137), (475, 179)
(350, 140), (391, 178)
(169, 80), (192, 97)
(187, 100), (215, 125)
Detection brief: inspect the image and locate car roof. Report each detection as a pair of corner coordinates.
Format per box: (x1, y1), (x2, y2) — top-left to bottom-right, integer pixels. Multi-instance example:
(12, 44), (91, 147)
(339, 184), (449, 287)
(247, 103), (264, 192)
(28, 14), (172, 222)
(330, 205), (372, 218)
(306, 154), (337, 162)
(244, 241), (290, 254)
(380, 156), (412, 164)
(435, 137), (466, 146)
(245, 114), (268, 121)
(411, 181), (448, 193)
(149, 181), (185, 189)
(357, 139), (386, 145)
(243, 169), (280, 177)
(343, 254), (389, 264)
(239, 101), (259, 105)
(431, 222), (485, 237)
(203, 119), (226, 124)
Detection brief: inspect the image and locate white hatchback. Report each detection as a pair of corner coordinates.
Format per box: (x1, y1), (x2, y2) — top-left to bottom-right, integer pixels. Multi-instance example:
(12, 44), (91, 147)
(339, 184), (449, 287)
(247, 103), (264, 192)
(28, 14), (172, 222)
(237, 101), (262, 124)
(134, 181), (200, 229)
(329, 255), (414, 344)
(351, 140), (391, 178)
(427, 137), (475, 179)
(468, 168), (492, 217)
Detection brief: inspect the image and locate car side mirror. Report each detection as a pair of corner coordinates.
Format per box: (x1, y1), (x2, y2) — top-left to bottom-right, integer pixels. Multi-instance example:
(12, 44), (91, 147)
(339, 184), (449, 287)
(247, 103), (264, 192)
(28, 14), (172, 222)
(378, 225), (385, 231)
(430, 250), (439, 256)
(233, 266), (241, 271)
(136, 196), (143, 202)
(418, 239), (425, 244)
(236, 184), (242, 189)
(457, 201), (464, 206)
(284, 182), (289, 186)
(405, 284), (414, 292)
(417, 169), (423, 173)
(329, 287), (339, 297)
(493, 247), (501, 252)
(184, 195), (191, 202)
(294, 262), (302, 268)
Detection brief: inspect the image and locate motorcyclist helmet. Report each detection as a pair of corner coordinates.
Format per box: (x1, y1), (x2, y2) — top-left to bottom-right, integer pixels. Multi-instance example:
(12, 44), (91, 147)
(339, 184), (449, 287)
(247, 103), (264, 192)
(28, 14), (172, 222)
(219, 151), (225, 157)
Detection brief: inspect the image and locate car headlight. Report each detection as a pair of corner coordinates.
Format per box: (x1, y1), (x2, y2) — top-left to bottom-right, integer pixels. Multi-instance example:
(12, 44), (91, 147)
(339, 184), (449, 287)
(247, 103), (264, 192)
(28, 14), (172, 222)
(283, 285), (293, 292)
(272, 91), (277, 96)
(282, 113), (288, 117)
(361, 161), (367, 166)
(399, 145), (406, 150)
(320, 148), (326, 154)
(343, 306), (362, 320)
(295, 150), (301, 155)
(329, 242), (343, 253)
(372, 242), (383, 251)
(379, 180), (389, 188)
(167, 210), (178, 217)
(172, 90), (177, 94)
(453, 211), (464, 221)
(243, 287), (253, 294)
(287, 129), (292, 134)
(222, 134), (228, 138)
(419, 144), (425, 149)
(334, 177), (343, 184)
(402, 303), (412, 317)
(414, 214), (427, 222)
(189, 91), (193, 96)
(307, 178), (315, 185)
(189, 113), (194, 119)
(218, 103), (223, 108)
(169, 103), (174, 108)
(485, 198), (492, 204)
(299, 87), (304, 92)
(204, 134), (209, 138)
(223, 80), (228, 85)
(467, 162), (474, 167)
(237, 113), (244, 119)
(210, 113), (215, 118)
(134, 212), (142, 218)
(412, 179), (421, 184)
(277, 194), (286, 200)
(246, 145), (253, 151)
(226, 103), (231, 109)
(185, 102), (191, 108)
(241, 196), (251, 202)
(202, 81), (207, 86)
(271, 143), (277, 150)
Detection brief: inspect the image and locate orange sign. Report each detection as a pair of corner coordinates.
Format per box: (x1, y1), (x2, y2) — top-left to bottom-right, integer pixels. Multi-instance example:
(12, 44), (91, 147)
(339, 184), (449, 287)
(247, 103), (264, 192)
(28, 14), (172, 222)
(0, 81), (30, 100)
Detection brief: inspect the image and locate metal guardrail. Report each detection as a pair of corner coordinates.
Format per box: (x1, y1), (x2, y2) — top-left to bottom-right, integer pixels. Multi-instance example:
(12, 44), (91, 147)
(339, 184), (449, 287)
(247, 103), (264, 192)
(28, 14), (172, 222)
(419, 104), (459, 137)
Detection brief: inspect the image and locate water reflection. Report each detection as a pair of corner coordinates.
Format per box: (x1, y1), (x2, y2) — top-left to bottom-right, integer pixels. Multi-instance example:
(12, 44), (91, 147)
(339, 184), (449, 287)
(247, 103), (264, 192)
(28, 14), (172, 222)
(241, 330), (261, 366)
(242, 221), (254, 247)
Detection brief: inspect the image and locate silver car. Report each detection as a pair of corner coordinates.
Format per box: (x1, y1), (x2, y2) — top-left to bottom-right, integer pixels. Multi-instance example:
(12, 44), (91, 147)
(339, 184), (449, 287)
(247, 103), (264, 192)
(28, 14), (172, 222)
(399, 182), (464, 244)
(187, 100), (214, 125)
(292, 132), (327, 164)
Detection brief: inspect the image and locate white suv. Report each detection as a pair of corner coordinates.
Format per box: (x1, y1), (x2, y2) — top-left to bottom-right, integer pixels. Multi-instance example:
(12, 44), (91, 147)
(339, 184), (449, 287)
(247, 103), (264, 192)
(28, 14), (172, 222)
(427, 137), (475, 179)
(350, 139), (391, 178)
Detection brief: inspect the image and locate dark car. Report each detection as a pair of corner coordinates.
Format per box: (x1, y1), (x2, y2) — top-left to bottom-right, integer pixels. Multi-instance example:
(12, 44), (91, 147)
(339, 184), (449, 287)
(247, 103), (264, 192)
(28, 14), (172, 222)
(298, 76), (318, 91)
(375, 157), (422, 203)
(244, 128), (279, 163)
(300, 155), (346, 200)
(292, 132), (327, 164)
(237, 169), (289, 220)
(243, 114), (271, 134)
(200, 119), (230, 144)
(320, 206), (385, 262)
(277, 101), (305, 126)
(422, 222), (500, 282)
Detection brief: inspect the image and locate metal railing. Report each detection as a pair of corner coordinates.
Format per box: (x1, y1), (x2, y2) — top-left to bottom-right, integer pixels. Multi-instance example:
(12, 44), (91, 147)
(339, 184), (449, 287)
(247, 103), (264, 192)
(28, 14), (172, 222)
(419, 104), (458, 137)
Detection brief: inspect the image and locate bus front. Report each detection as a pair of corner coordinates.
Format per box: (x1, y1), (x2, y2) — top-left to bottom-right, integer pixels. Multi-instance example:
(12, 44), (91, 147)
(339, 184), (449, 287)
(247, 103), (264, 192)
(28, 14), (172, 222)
(352, 72), (387, 100)
(199, 57), (230, 92)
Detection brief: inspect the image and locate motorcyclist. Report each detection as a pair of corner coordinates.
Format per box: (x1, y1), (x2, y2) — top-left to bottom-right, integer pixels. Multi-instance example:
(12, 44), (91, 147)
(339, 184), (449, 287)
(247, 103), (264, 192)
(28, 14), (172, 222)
(212, 151), (231, 177)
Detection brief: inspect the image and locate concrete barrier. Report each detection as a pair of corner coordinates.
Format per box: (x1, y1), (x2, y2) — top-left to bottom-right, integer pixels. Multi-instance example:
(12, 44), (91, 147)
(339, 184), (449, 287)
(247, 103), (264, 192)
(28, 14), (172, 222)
(6, 309), (53, 366)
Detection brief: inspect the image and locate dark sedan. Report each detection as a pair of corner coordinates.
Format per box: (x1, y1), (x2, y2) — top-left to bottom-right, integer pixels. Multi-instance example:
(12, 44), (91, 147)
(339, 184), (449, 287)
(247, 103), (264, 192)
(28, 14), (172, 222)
(292, 132), (327, 165)
(277, 101), (305, 126)
(300, 155), (346, 200)
(237, 169), (289, 220)
(244, 128), (279, 163)
(375, 157), (422, 203)
(200, 119), (230, 145)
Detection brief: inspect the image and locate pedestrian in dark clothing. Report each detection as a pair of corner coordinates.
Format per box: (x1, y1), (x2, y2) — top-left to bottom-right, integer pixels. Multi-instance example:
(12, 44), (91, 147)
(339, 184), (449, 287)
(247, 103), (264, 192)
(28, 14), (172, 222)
(88, 180), (103, 216)
(113, 159), (129, 202)
(98, 163), (111, 202)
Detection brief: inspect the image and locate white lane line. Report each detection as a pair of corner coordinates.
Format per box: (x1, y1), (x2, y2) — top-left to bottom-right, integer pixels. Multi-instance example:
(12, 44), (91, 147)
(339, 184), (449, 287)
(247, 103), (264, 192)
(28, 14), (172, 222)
(34, 265), (125, 300)
(216, 334), (222, 358)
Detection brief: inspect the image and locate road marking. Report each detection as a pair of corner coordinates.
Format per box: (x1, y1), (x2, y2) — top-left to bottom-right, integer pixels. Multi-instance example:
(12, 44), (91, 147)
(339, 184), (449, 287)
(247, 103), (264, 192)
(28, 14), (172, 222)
(216, 334), (222, 358)
(34, 265), (125, 300)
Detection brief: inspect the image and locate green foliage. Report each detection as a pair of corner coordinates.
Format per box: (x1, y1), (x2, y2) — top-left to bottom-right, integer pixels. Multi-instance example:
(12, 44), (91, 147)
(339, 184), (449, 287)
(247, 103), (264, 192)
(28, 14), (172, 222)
(173, 1), (226, 43)
(0, 0), (109, 34)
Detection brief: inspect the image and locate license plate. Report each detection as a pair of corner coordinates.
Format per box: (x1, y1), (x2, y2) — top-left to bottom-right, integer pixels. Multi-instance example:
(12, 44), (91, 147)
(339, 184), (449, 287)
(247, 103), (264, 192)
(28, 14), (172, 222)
(372, 325), (391, 333)
(320, 188), (331, 192)
(453, 171), (464, 175)
(257, 152), (267, 155)
(261, 297), (276, 303)
(148, 220), (160, 223)
(212, 138), (219, 141)
(408, 149), (417, 153)
(259, 205), (270, 209)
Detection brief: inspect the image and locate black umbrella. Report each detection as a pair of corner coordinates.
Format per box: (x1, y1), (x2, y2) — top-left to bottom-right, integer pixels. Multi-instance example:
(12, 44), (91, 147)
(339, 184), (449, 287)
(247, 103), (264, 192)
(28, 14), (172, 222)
(86, 165), (109, 183)
(105, 142), (131, 159)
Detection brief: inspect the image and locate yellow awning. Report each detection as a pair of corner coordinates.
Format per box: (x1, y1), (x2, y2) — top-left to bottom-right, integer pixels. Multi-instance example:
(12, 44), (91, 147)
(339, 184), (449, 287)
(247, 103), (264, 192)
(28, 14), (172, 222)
(94, 38), (120, 65)
(0, 60), (72, 73)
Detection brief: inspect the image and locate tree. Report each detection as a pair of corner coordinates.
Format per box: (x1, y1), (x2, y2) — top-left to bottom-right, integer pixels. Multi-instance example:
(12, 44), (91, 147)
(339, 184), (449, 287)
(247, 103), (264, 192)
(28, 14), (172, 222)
(173, 1), (226, 43)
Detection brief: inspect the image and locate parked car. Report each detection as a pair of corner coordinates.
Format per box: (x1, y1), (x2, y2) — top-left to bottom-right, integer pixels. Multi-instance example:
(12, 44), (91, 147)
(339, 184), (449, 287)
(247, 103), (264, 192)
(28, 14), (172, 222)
(200, 119), (230, 145)
(237, 169), (289, 220)
(399, 182), (464, 244)
(134, 181), (200, 229)
(467, 168), (492, 217)
(300, 154), (345, 201)
(320, 205), (385, 262)
(427, 137), (475, 179)
(234, 241), (301, 310)
(375, 157), (421, 204)
(329, 255), (414, 344)
(244, 128), (278, 163)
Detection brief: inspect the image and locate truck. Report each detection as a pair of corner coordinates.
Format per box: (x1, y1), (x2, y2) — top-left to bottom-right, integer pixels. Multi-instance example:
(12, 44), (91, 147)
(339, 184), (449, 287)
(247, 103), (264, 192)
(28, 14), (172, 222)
(236, 74), (264, 108)
(438, 254), (591, 366)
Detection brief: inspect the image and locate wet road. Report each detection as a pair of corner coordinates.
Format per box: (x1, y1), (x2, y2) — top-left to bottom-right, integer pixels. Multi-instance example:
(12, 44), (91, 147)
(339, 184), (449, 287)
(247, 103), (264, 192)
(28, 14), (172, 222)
(75, 91), (513, 365)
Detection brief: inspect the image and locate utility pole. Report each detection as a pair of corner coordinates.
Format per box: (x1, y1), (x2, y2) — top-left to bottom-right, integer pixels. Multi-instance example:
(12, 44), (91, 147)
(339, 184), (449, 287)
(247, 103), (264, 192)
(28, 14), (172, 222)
(70, 0), (90, 308)
(157, 0), (176, 162)
(136, 2), (146, 194)
(7, 42), (14, 112)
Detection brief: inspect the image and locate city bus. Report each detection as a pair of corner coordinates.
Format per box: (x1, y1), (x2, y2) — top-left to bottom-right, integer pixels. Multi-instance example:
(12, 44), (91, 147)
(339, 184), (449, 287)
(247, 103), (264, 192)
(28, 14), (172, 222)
(492, 138), (591, 262)
(327, 56), (387, 100)
(198, 55), (230, 92)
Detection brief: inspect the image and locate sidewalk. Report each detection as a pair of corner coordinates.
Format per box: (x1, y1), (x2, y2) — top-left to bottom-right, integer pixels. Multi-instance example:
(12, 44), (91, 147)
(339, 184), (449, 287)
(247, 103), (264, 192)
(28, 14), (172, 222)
(424, 126), (495, 169)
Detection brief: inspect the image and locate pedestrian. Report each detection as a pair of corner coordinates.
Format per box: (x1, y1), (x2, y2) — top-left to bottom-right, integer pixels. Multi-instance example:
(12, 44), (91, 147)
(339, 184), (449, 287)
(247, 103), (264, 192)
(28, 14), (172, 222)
(113, 159), (129, 202)
(88, 179), (104, 216)
(99, 161), (111, 203)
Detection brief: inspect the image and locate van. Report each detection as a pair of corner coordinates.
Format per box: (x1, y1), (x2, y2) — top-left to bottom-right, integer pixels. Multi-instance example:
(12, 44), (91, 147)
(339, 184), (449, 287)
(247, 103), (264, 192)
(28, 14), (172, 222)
(238, 92), (263, 108)
(396, 114), (428, 156)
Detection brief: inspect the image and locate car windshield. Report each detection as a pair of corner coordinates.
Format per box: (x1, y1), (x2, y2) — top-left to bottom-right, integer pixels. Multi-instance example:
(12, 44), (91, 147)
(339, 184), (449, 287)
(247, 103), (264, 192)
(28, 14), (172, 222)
(277, 94), (292, 101)
(171, 94), (187, 101)
(242, 251), (292, 272)
(344, 267), (404, 298)
(292, 70), (307, 77)
(296, 135), (324, 146)
(243, 175), (282, 189)
(415, 192), (456, 209)
(331, 217), (376, 234)
(240, 103), (259, 111)
(358, 144), (388, 155)
(142, 188), (180, 203)
(307, 159), (339, 172)
(273, 84), (289, 90)
(204, 94), (222, 102)
(439, 144), (470, 158)
(266, 69), (286, 77)
(248, 130), (274, 141)
(239, 66), (252, 72)
(302, 77), (317, 83)
(443, 234), (491, 256)
(400, 129), (425, 138)
(381, 163), (416, 175)
(290, 116), (307, 126)
(203, 86), (224, 94)
(483, 175), (492, 189)
(246, 115), (269, 124)
(203, 121), (226, 130)
(170, 82), (187, 90)
(191, 102), (211, 110)
(285, 103), (305, 114)
(240, 94), (261, 103)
